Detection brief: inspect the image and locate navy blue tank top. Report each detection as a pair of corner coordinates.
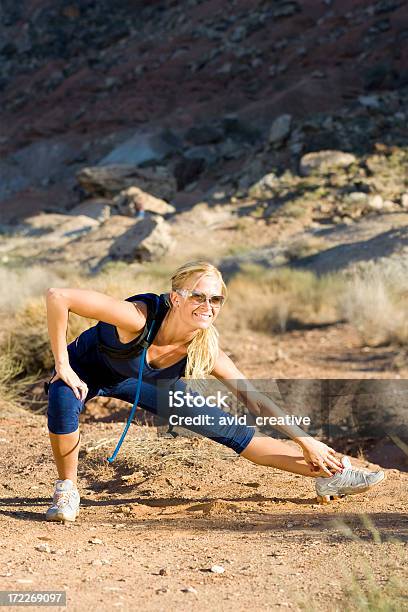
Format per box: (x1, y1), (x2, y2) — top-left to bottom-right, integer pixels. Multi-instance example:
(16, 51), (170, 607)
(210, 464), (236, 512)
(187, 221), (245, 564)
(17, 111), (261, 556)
(71, 292), (187, 384)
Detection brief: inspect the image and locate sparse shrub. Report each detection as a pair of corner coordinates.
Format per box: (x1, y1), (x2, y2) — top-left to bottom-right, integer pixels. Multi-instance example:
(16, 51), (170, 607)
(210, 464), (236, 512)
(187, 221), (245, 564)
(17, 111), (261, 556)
(339, 265), (408, 346)
(222, 264), (343, 334)
(0, 265), (62, 314)
(333, 516), (407, 612)
(285, 236), (326, 262)
(0, 261), (175, 381)
(0, 346), (25, 407)
(281, 202), (308, 218)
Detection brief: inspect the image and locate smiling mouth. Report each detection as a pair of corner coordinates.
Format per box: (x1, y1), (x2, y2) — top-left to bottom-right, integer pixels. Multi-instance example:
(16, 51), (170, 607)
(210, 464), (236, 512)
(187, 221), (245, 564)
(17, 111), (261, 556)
(193, 312), (212, 319)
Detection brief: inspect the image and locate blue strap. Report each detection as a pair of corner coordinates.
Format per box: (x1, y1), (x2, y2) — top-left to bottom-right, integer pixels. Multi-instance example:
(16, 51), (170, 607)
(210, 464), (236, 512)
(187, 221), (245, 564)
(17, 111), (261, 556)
(106, 294), (160, 463)
(106, 346), (147, 463)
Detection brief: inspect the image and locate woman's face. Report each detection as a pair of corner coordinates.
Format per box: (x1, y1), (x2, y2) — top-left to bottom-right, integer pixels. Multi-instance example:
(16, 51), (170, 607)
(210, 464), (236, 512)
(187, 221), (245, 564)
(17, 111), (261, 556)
(173, 274), (224, 330)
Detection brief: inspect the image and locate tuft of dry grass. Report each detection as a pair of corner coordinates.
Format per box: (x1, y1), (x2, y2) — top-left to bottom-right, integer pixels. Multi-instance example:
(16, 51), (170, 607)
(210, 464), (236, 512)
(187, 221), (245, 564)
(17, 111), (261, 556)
(299, 513), (407, 612)
(0, 261), (174, 382)
(221, 264), (344, 334)
(339, 266), (408, 347)
(0, 346), (25, 408)
(285, 236), (326, 262)
(332, 516), (407, 612)
(0, 265), (63, 315)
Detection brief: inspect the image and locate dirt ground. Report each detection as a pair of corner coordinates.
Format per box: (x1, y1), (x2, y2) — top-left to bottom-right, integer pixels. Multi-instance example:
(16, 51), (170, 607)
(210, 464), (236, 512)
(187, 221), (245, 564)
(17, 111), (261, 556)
(1, 323), (408, 611)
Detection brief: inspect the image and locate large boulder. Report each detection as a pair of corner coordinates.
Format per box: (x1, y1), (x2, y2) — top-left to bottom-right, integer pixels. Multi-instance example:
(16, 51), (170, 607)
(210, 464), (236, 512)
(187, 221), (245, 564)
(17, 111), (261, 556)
(68, 198), (112, 222)
(77, 164), (177, 201)
(269, 114), (292, 147)
(21, 213), (99, 244)
(0, 213), (100, 262)
(113, 187), (175, 216)
(47, 215), (174, 270)
(98, 129), (181, 166)
(300, 150), (357, 176)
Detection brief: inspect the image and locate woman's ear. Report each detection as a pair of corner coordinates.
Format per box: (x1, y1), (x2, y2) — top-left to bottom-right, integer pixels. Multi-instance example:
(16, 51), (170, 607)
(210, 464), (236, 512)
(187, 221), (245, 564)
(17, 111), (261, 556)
(169, 290), (178, 308)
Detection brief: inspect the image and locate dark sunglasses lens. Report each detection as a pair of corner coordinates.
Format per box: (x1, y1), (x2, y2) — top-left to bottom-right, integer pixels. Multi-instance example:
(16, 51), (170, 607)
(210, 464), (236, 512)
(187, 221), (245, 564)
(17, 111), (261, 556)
(210, 296), (224, 307)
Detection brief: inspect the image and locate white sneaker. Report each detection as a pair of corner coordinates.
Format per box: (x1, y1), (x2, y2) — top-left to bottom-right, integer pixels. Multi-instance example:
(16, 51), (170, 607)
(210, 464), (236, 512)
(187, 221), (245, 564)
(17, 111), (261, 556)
(315, 456), (385, 503)
(46, 479), (80, 522)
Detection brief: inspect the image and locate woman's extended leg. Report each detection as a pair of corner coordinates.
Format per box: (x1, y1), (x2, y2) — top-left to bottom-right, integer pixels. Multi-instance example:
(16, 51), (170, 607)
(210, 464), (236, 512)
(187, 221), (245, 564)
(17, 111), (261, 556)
(240, 435), (325, 478)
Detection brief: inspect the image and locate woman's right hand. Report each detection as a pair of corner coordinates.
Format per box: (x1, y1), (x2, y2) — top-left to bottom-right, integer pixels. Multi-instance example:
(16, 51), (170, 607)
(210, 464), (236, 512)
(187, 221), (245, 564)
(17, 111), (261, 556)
(51, 365), (89, 401)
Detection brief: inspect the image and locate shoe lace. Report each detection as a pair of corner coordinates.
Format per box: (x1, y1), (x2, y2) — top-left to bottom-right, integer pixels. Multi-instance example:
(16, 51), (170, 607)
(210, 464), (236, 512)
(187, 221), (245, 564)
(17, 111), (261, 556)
(54, 490), (75, 507)
(341, 468), (368, 487)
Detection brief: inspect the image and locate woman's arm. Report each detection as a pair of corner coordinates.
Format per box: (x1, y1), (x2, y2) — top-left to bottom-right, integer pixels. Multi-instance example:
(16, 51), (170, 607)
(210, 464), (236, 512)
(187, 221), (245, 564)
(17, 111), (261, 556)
(211, 350), (312, 442)
(211, 350), (343, 474)
(45, 287), (147, 400)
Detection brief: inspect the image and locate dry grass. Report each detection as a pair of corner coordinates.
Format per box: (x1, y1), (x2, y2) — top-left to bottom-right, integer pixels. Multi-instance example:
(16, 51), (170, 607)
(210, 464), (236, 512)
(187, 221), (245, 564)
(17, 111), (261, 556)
(0, 346), (25, 408)
(1, 255), (407, 403)
(221, 264), (344, 334)
(0, 261), (173, 377)
(339, 266), (408, 347)
(332, 516), (407, 612)
(0, 265), (63, 315)
(285, 236), (326, 262)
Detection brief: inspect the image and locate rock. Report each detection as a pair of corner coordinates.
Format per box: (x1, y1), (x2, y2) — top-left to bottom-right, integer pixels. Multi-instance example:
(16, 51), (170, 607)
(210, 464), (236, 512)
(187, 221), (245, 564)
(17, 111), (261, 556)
(158, 568), (168, 576)
(184, 145), (219, 166)
(358, 95), (381, 109)
(174, 157), (206, 190)
(99, 129), (181, 167)
(221, 114), (261, 144)
(181, 586), (198, 594)
(401, 194), (408, 209)
(185, 123), (224, 145)
(0, 138), (81, 202)
(273, 2), (301, 18)
(300, 150), (357, 176)
(68, 199), (112, 222)
(248, 173), (280, 199)
(367, 194), (384, 210)
(114, 187), (175, 216)
(383, 199), (396, 210)
(48, 215), (173, 270)
(77, 165), (177, 201)
(22, 213), (99, 244)
(35, 543), (51, 553)
(269, 114), (292, 147)
(89, 538), (103, 545)
(346, 192), (369, 204)
(210, 565), (225, 574)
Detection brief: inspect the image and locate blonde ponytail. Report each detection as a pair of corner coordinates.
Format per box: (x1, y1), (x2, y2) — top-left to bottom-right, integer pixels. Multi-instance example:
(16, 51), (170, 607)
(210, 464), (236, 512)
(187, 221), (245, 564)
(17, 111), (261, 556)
(169, 260), (227, 380)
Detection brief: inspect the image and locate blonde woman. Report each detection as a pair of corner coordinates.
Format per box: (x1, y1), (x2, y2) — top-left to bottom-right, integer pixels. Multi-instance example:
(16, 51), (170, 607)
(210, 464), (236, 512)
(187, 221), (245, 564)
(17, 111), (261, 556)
(45, 261), (384, 522)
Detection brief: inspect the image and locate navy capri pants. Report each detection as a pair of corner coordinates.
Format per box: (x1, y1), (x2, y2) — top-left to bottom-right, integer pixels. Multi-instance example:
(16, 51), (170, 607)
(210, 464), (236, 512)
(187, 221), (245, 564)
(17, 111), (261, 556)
(47, 350), (255, 455)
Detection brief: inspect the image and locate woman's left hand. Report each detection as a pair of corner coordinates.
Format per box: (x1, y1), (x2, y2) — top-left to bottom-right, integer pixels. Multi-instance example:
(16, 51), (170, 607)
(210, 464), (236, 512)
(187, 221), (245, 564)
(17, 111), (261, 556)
(299, 438), (343, 476)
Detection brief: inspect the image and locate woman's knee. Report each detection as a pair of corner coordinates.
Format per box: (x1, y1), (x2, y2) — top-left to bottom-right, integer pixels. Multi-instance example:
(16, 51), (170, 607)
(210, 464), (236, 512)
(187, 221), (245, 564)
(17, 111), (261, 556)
(47, 380), (84, 435)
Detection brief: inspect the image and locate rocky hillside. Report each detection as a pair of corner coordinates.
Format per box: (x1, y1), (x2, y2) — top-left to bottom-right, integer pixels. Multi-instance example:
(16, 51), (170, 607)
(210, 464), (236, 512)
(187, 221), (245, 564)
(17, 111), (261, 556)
(0, 0), (407, 224)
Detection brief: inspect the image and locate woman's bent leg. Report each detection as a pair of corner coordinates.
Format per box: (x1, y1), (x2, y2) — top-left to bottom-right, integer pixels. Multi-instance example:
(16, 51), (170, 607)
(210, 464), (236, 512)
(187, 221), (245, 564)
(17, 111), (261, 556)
(240, 435), (325, 477)
(49, 429), (81, 485)
(47, 377), (96, 484)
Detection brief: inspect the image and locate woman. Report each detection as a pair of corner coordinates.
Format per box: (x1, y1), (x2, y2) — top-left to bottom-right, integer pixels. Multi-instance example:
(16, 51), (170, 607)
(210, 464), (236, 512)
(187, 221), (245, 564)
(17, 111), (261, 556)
(45, 260), (384, 522)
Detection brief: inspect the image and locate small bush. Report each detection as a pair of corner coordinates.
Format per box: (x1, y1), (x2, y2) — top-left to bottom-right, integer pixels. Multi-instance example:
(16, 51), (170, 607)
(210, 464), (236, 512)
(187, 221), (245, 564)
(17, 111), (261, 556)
(222, 264), (344, 334)
(285, 236), (326, 262)
(0, 347), (25, 407)
(339, 266), (408, 346)
(0, 265), (62, 314)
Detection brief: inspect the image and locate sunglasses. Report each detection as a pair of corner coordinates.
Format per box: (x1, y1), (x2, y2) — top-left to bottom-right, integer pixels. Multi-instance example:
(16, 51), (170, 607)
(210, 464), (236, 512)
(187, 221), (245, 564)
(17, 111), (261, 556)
(175, 289), (225, 308)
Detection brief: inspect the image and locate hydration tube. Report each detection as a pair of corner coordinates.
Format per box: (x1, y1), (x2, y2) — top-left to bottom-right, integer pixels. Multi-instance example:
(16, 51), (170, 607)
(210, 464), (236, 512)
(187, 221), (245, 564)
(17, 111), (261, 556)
(106, 295), (159, 463)
(106, 346), (147, 463)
